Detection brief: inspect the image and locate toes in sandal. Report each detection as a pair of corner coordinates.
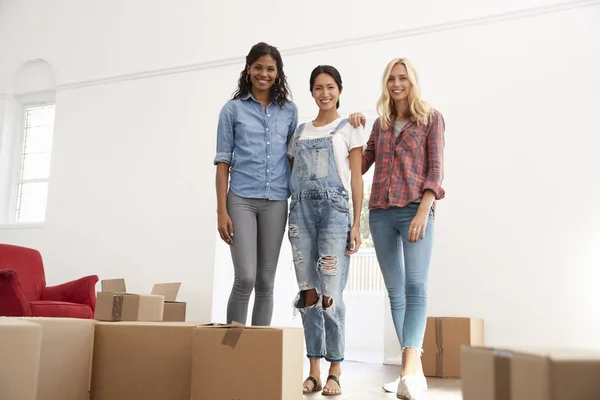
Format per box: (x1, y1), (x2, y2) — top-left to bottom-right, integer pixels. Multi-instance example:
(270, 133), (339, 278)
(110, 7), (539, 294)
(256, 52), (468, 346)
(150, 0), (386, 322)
(303, 376), (322, 393)
(322, 375), (342, 396)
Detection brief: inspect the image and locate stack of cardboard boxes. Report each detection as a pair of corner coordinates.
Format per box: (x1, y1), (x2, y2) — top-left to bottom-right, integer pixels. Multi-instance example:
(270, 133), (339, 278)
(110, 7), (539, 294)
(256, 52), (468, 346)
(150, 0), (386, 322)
(6, 285), (599, 400)
(95, 279), (186, 322)
(0, 279), (305, 400)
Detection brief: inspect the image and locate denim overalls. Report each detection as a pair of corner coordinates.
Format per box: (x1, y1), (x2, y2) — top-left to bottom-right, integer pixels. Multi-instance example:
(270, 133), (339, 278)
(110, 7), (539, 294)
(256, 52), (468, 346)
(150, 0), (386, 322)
(288, 118), (351, 362)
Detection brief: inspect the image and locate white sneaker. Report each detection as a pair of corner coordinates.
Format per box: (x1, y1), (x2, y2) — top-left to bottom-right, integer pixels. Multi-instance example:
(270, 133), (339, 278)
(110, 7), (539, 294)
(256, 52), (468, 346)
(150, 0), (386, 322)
(382, 377), (400, 393)
(396, 375), (428, 400)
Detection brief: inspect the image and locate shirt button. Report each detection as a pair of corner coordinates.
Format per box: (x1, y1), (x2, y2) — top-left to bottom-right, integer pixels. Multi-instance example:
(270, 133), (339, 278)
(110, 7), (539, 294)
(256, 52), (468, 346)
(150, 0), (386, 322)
(267, 169), (270, 172)
(267, 114), (271, 117)
(266, 128), (269, 131)
(266, 182), (269, 185)
(267, 155), (270, 158)
(267, 142), (270, 145)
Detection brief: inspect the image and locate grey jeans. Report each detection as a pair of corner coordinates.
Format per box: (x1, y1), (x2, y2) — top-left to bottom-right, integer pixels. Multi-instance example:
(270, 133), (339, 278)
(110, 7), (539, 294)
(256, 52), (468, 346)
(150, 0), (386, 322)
(226, 191), (288, 326)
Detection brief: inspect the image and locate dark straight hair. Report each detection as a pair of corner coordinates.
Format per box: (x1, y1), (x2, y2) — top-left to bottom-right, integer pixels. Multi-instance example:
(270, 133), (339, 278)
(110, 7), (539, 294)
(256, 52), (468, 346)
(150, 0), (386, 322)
(309, 65), (343, 109)
(232, 42), (292, 107)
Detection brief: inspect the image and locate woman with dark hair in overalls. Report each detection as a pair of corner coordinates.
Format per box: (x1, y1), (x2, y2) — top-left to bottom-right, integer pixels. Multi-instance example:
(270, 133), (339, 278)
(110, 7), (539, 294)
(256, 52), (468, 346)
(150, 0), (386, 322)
(214, 42), (298, 327)
(287, 65), (365, 396)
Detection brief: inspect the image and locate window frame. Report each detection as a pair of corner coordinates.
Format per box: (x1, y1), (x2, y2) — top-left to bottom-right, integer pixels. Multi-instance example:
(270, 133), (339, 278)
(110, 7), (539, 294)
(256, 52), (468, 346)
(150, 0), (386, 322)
(1, 94), (56, 226)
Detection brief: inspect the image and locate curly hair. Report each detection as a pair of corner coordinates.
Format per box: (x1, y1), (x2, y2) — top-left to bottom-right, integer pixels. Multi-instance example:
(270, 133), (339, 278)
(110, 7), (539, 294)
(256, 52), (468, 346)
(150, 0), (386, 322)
(232, 42), (292, 107)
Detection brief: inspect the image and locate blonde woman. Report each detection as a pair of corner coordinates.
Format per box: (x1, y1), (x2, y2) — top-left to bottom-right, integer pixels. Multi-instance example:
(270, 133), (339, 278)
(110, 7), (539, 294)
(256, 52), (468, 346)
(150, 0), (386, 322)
(350, 58), (445, 400)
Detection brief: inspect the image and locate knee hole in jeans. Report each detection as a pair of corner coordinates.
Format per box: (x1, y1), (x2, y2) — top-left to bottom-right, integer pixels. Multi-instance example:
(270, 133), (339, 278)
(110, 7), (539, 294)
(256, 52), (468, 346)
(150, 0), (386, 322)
(295, 289), (319, 308)
(322, 295), (334, 309)
(318, 256), (338, 276)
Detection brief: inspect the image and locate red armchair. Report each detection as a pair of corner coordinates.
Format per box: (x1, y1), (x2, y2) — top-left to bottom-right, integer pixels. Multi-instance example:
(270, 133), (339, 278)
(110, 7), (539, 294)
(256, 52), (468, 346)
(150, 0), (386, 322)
(0, 243), (98, 319)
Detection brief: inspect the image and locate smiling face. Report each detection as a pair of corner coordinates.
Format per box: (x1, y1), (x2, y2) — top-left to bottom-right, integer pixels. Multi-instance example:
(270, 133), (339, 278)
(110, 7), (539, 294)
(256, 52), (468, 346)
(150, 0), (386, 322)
(246, 54), (278, 93)
(311, 73), (340, 112)
(387, 62), (412, 103)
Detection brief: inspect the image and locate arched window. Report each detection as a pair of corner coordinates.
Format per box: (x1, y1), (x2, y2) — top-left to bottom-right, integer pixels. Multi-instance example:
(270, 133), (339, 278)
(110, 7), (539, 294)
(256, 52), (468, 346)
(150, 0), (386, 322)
(0, 59), (56, 223)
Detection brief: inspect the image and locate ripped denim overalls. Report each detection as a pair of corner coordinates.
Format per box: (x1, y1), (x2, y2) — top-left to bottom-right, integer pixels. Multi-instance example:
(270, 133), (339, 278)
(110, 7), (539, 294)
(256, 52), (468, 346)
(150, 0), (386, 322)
(288, 118), (351, 362)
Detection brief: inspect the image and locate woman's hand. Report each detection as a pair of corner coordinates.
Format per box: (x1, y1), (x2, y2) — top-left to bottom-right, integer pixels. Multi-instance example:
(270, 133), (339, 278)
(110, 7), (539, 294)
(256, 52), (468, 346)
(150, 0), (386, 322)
(217, 210), (234, 245)
(408, 209), (429, 243)
(348, 112), (366, 128)
(347, 225), (362, 255)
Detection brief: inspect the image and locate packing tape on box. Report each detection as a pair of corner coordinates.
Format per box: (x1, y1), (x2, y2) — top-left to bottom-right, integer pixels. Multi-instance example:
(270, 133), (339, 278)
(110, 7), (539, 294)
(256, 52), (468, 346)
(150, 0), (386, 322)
(221, 321), (245, 349)
(434, 317), (444, 377)
(111, 294), (124, 321)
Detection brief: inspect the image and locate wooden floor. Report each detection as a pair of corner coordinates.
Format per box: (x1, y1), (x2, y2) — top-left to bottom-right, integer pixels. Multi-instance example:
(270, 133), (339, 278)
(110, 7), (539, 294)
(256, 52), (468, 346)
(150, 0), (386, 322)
(302, 361), (462, 400)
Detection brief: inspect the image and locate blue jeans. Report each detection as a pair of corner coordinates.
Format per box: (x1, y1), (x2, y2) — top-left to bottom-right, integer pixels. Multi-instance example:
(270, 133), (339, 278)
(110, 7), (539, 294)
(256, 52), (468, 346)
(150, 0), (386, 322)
(369, 203), (435, 352)
(288, 190), (350, 362)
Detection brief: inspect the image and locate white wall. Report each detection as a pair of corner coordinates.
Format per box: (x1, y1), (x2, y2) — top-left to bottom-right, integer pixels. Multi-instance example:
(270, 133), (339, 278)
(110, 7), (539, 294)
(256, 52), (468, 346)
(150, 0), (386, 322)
(0, 0), (599, 350)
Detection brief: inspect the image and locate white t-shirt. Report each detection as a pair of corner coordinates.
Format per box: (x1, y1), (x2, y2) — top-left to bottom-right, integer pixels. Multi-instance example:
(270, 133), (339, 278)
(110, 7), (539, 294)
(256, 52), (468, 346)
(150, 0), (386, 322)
(287, 117), (366, 190)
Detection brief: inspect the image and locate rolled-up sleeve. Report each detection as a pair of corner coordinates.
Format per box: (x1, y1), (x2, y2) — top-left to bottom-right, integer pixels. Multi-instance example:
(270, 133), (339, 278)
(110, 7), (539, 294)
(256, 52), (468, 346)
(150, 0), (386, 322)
(214, 102), (234, 165)
(423, 110), (446, 199)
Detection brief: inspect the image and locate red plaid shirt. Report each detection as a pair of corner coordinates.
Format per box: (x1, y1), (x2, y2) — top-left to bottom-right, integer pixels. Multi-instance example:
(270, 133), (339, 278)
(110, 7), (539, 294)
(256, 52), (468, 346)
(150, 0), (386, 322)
(362, 109), (446, 210)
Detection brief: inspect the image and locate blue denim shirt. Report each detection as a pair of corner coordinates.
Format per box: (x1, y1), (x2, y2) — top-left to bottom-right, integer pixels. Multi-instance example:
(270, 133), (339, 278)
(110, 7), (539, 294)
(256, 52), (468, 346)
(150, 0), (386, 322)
(214, 93), (298, 200)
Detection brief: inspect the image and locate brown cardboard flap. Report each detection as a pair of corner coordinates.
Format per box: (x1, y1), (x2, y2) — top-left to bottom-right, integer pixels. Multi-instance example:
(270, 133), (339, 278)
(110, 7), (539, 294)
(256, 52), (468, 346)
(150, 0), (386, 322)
(221, 321), (245, 349)
(101, 278), (126, 293)
(151, 282), (182, 301)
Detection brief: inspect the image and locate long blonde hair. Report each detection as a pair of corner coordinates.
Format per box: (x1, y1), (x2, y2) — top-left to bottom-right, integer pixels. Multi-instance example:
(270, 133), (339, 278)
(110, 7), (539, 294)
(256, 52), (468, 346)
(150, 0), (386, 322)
(376, 58), (433, 130)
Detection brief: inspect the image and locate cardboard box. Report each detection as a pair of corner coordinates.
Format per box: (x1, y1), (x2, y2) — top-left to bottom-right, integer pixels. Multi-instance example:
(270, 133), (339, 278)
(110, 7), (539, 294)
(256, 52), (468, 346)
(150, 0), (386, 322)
(151, 282), (186, 321)
(191, 324), (304, 400)
(94, 279), (165, 322)
(90, 321), (198, 400)
(461, 346), (512, 400)
(0, 318), (42, 400)
(20, 317), (95, 400)
(462, 346), (600, 400)
(422, 316), (484, 378)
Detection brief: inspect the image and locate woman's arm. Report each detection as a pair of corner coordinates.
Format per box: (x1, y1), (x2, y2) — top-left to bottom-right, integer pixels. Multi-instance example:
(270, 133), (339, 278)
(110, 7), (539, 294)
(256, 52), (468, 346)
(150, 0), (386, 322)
(216, 164), (230, 216)
(287, 103), (299, 142)
(422, 110), (445, 200)
(362, 119), (378, 175)
(409, 111), (446, 242)
(286, 104), (299, 171)
(347, 147), (364, 254)
(214, 103), (235, 245)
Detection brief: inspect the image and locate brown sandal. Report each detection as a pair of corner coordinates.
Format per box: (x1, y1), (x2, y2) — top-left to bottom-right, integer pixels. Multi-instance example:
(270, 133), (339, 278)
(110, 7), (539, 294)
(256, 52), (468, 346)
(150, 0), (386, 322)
(322, 375), (342, 396)
(303, 376), (322, 393)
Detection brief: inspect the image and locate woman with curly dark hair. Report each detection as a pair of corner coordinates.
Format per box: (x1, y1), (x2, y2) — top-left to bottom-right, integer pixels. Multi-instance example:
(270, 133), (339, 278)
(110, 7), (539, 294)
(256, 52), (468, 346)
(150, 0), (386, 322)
(214, 42), (298, 326)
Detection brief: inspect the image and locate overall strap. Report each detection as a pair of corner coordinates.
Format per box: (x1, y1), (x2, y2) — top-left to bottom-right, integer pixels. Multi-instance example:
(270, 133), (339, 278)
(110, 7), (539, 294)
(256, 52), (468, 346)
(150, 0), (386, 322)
(329, 118), (349, 136)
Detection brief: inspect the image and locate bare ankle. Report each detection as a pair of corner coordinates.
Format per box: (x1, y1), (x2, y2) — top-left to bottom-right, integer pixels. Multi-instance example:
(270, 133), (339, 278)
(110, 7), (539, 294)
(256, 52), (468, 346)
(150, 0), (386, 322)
(401, 348), (424, 376)
(329, 362), (342, 376)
